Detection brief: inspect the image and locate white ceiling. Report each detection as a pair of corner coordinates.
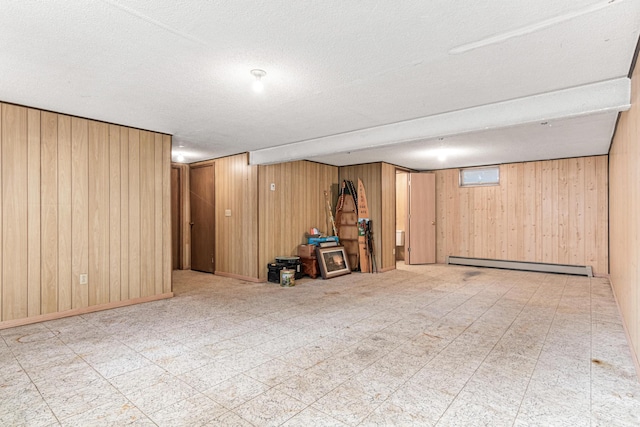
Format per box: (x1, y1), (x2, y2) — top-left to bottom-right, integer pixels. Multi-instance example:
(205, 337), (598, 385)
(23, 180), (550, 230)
(0, 0), (638, 170)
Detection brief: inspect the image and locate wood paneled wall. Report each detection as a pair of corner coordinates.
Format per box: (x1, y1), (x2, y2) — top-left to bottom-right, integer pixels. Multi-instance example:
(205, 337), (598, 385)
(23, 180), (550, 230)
(0, 102), (172, 325)
(338, 162), (396, 272)
(610, 62), (640, 371)
(258, 161), (338, 280)
(380, 163), (396, 271)
(213, 153), (259, 280)
(435, 156), (609, 275)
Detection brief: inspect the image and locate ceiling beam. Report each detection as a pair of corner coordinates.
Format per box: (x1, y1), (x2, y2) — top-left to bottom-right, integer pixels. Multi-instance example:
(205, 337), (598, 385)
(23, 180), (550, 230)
(249, 77), (631, 165)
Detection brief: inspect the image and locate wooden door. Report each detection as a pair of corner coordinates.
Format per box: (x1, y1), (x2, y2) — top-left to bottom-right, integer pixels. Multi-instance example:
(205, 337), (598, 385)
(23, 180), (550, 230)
(407, 173), (436, 264)
(171, 166), (181, 270)
(190, 164), (215, 273)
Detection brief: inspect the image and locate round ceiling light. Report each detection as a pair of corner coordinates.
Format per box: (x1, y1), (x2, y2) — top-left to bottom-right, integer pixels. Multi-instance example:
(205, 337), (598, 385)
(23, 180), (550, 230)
(251, 69), (266, 93)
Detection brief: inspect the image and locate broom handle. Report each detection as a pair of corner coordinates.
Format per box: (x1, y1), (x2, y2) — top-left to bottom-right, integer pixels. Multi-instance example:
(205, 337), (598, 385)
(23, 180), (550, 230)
(324, 190), (338, 236)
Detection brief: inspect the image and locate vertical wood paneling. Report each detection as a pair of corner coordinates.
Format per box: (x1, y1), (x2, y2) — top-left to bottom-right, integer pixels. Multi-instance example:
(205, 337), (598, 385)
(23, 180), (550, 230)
(120, 127), (129, 300)
(88, 121), (109, 305)
(27, 109), (41, 317)
(381, 163), (396, 270)
(163, 136), (172, 292)
(128, 129), (141, 298)
(139, 131), (155, 297)
(71, 117), (89, 309)
(109, 125), (121, 302)
(557, 159), (570, 264)
(568, 158), (585, 265)
(584, 157), (597, 268)
(214, 154), (259, 279)
(459, 183), (470, 256)
(522, 162), (536, 262)
(0, 101), (172, 326)
(154, 134), (163, 295)
(596, 156), (608, 272)
(2, 104), (28, 320)
(434, 172), (444, 262)
(485, 184), (497, 259)
(40, 111), (58, 314)
(507, 163), (518, 259)
(515, 164), (525, 260)
(435, 156), (608, 274)
(257, 160), (338, 279)
(466, 187), (475, 257)
(541, 160), (553, 263)
(57, 115), (72, 311)
(472, 185), (483, 257)
(0, 106), (2, 320)
(610, 62), (640, 369)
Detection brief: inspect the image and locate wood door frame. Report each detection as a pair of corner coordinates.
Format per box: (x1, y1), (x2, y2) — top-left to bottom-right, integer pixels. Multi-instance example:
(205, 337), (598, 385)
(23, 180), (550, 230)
(171, 165), (182, 269)
(171, 163), (191, 270)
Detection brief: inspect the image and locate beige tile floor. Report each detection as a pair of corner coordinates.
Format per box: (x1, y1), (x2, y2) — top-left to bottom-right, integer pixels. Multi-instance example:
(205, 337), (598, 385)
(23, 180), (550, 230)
(1, 264), (640, 426)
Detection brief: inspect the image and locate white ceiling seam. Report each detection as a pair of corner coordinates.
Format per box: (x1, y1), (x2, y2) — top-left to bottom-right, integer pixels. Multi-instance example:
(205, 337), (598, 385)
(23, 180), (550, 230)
(249, 78), (631, 165)
(449, 0), (623, 55)
(100, 0), (208, 46)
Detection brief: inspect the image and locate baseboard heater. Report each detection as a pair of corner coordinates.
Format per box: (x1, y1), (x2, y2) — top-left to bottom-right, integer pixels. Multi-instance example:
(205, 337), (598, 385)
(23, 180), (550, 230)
(446, 256), (593, 277)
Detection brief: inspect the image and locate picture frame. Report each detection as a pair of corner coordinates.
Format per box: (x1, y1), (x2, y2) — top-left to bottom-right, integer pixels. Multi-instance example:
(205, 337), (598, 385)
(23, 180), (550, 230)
(316, 246), (351, 279)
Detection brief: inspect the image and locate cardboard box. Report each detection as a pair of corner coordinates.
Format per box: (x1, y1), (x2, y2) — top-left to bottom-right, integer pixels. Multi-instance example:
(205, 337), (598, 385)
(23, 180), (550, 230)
(298, 244), (316, 259)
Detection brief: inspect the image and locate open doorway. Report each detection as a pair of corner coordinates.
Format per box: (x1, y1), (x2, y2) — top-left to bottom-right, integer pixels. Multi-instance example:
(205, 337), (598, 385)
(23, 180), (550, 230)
(396, 170), (436, 265)
(395, 170), (408, 262)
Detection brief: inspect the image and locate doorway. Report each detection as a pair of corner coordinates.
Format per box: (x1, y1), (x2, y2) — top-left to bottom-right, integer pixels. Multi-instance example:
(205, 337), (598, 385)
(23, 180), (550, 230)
(395, 170), (408, 262)
(171, 166), (181, 269)
(190, 163), (215, 273)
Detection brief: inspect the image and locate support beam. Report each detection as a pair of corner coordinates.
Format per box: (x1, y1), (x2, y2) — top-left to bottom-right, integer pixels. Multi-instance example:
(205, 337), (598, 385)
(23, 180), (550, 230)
(250, 78), (630, 165)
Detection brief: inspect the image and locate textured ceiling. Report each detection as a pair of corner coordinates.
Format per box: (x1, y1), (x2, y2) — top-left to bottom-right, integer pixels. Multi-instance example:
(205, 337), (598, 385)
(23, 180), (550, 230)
(0, 0), (638, 169)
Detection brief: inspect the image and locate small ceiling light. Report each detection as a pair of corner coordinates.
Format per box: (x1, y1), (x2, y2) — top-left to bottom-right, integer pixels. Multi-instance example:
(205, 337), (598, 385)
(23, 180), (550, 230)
(176, 154), (185, 162)
(438, 154), (447, 162)
(251, 69), (266, 93)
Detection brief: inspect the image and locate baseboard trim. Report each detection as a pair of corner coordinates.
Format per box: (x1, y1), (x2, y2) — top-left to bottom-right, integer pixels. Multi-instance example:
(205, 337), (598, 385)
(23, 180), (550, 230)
(215, 271), (265, 283)
(0, 292), (174, 330)
(446, 256), (593, 277)
(608, 277), (640, 382)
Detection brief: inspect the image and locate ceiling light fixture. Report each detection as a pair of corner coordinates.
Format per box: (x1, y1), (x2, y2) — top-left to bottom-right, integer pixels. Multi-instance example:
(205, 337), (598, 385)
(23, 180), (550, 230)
(251, 69), (266, 93)
(176, 154), (185, 162)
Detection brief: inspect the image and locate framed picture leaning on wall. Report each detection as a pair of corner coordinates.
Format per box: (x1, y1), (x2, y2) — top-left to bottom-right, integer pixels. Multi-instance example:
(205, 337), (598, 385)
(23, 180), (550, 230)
(316, 246), (351, 279)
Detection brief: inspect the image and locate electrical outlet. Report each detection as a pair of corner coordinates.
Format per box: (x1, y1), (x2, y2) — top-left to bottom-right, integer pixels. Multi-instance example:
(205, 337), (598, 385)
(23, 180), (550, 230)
(79, 274), (88, 285)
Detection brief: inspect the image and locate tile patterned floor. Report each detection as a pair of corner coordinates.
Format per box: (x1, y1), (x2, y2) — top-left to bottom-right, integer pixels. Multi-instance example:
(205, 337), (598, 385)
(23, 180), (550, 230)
(1, 264), (640, 426)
